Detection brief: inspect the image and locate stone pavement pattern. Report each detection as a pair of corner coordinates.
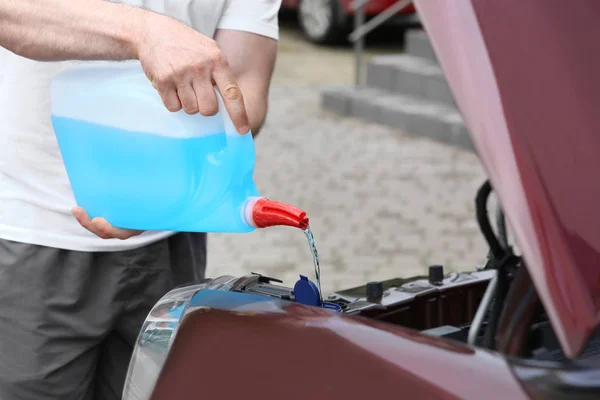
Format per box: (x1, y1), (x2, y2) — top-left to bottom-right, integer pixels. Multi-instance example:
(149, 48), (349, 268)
(206, 83), (489, 295)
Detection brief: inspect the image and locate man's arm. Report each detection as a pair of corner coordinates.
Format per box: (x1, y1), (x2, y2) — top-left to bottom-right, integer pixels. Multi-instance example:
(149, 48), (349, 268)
(0, 0), (249, 132)
(0, 0), (139, 61)
(215, 30), (278, 136)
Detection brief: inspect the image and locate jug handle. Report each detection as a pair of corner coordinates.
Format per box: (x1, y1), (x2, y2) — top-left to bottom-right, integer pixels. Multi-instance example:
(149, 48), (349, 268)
(196, 87), (253, 210)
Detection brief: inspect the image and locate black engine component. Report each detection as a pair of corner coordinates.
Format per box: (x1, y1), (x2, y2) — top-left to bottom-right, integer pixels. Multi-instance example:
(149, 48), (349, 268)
(329, 270), (493, 332)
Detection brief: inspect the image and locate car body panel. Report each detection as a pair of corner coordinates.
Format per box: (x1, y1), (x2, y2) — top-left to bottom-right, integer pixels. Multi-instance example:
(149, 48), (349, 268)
(414, 0), (600, 358)
(148, 290), (528, 400)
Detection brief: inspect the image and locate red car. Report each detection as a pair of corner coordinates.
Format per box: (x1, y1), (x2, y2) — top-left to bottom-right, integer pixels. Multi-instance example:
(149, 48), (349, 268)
(281, 0), (418, 44)
(122, 1), (600, 399)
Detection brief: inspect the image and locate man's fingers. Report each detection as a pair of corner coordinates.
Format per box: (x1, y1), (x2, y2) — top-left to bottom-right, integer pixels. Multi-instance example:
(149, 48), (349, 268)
(176, 84), (199, 115)
(91, 217), (143, 240)
(72, 207), (143, 240)
(73, 206), (92, 230)
(73, 207), (108, 238)
(212, 66), (250, 134)
(159, 86), (182, 113)
(192, 78), (218, 117)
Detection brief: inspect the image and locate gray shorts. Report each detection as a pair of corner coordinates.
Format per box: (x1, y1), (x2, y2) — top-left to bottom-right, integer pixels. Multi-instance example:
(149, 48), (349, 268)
(0, 233), (207, 400)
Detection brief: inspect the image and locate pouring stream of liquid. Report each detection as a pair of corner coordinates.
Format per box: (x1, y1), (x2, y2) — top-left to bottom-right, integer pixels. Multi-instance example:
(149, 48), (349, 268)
(303, 227), (323, 304)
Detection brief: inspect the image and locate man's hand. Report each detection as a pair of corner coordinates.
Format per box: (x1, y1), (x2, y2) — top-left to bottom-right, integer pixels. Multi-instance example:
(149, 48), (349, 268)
(136, 13), (250, 133)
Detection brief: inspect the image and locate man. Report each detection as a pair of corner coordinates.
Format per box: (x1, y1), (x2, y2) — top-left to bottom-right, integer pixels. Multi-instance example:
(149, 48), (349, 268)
(0, 0), (281, 398)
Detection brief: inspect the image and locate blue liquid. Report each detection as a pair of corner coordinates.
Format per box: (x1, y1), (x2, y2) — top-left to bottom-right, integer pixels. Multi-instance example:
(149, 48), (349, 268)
(304, 227), (323, 303)
(52, 116), (259, 232)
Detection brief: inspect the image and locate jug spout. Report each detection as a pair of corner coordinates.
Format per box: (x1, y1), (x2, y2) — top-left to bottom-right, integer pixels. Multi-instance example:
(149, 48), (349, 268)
(243, 197), (309, 230)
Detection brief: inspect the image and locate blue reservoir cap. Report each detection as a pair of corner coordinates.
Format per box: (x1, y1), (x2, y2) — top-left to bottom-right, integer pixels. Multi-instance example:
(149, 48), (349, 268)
(293, 275), (321, 307)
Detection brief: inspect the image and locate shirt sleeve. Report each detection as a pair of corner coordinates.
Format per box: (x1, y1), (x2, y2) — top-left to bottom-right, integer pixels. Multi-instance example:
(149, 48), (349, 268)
(216, 0), (282, 40)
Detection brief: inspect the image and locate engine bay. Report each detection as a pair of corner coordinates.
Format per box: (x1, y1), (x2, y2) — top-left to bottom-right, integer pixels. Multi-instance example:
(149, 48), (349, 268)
(225, 266), (494, 344)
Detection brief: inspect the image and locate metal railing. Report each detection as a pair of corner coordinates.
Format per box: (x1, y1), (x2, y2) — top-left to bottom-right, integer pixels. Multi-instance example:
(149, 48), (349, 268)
(349, 0), (414, 86)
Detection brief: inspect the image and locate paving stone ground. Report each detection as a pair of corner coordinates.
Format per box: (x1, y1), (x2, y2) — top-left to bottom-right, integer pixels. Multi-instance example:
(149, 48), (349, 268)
(205, 25), (490, 296)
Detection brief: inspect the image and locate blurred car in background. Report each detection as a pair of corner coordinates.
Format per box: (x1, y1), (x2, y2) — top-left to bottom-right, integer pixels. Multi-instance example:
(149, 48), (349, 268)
(281, 0), (419, 44)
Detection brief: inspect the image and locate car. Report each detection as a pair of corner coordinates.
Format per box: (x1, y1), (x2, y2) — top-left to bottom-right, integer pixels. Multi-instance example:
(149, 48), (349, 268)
(281, 0), (419, 44)
(122, 1), (600, 399)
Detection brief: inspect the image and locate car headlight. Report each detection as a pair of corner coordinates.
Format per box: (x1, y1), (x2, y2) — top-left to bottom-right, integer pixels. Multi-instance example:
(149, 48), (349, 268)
(122, 276), (238, 400)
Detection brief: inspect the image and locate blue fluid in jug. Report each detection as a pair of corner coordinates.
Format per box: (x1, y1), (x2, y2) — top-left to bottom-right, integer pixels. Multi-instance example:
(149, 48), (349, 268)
(52, 116), (259, 233)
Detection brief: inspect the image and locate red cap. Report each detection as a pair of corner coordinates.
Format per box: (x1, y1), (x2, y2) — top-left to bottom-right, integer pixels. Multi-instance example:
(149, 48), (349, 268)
(251, 198), (309, 230)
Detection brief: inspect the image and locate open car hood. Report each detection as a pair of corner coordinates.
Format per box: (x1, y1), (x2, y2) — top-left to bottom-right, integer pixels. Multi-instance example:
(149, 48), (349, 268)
(414, 0), (600, 358)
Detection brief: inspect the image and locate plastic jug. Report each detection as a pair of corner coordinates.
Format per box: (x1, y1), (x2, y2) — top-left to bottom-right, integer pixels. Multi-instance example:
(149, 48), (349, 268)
(50, 62), (308, 232)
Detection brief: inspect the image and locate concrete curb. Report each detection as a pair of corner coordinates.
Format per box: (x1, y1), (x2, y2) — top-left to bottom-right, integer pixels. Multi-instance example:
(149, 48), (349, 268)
(321, 87), (473, 152)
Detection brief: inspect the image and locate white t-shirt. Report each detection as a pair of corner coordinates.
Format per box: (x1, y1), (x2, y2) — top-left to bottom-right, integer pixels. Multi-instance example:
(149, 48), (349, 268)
(0, 0), (280, 252)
